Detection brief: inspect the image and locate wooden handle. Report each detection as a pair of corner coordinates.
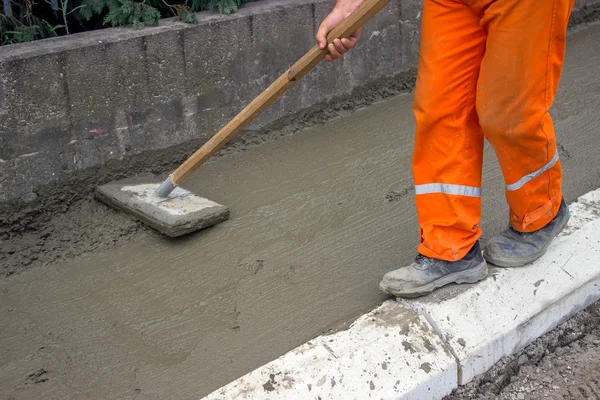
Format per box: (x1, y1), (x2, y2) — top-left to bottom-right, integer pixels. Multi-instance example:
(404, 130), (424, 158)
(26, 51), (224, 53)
(170, 0), (391, 185)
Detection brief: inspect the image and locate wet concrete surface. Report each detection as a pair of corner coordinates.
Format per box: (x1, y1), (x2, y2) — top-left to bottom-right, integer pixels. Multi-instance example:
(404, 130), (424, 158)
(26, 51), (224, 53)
(0, 69), (417, 278)
(1, 22), (599, 400)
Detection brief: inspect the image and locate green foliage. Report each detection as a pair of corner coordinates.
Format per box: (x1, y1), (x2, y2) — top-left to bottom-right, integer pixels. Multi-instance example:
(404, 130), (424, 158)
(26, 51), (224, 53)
(79, 0), (107, 20)
(1, 10), (60, 45)
(175, 5), (197, 24)
(207, 0), (241, 14)
(1, 0), (250, 45)
(187, 0), (207, 12)
(103, 0), (161, 28)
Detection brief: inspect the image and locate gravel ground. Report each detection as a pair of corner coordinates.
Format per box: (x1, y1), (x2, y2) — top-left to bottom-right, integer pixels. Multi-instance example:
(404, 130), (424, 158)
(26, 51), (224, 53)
(446, 300), (600, 400)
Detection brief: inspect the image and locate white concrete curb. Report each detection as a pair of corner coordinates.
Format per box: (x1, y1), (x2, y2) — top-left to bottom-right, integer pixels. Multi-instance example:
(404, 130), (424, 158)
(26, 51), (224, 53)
(407, 190), (600, 386)
(205, 301), (458, 399)
(203, 189), (600, 400)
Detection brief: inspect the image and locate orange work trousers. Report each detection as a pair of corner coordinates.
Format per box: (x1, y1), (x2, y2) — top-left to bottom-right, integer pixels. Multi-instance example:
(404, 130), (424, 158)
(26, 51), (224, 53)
(413, 0), (575, 261)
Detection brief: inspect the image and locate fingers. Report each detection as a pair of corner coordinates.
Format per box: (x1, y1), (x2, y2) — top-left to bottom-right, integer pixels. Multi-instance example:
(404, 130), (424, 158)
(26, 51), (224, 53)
(316, 22), (329, 49)
(340, 37), (357, 50)
(334, 38), (348, 54)
(317, 22), (363, 62)
(343, 26), (362, 47)
(327, 42), (342, 61)
(326, 36), (358, 62)
(316, 8), (345, 49)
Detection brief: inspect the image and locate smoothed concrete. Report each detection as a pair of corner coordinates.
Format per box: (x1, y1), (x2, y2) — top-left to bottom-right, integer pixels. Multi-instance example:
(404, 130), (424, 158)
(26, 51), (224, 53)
(1, 93), (419, 400)
(0, 21), (599, 400)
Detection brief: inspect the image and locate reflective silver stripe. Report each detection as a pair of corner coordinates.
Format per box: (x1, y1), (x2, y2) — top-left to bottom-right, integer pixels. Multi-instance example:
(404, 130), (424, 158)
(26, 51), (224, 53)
(506, 150), (559, 191)
(415, 183), (481, 197)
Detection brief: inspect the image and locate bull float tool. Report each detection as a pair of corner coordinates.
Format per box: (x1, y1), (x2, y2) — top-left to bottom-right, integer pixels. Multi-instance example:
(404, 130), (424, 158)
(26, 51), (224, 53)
(96, 0), (391, 237)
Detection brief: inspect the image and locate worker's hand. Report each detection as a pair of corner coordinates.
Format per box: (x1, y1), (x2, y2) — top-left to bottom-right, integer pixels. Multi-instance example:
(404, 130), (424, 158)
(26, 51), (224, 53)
(316, 0), (364, 62)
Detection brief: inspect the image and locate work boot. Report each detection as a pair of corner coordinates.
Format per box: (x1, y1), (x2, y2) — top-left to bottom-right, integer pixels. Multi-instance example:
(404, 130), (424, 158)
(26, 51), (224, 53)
(484, 198), (570, 267)
(379, 241), (488, 298)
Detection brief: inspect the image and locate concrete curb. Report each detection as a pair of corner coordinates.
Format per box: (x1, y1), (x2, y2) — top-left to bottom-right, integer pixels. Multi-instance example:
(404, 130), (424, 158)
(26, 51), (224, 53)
(202, 188), (600, 399)
(205, 301), (458, 399)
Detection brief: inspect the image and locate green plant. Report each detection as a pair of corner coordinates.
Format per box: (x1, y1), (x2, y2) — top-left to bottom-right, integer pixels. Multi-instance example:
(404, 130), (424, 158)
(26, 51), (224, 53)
(206, 0), (241, 14)
(175, 5), (196, 23)
(102, 0), (161, 28)
(1, 5), (61, 44)
(1, 0), (252, 45)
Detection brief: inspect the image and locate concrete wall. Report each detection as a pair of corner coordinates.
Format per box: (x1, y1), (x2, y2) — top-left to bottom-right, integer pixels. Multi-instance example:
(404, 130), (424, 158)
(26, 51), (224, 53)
(0, 0), (598, 203)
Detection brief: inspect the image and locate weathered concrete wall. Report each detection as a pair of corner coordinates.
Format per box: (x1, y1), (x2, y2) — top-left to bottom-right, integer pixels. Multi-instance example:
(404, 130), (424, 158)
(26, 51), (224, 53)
(0, 0), (598, 203)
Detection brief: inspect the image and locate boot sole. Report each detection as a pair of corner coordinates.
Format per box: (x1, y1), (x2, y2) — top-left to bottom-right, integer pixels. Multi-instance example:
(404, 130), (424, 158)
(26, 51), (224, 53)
(379, 260), (488, 299)
(484, 207), (571, 268)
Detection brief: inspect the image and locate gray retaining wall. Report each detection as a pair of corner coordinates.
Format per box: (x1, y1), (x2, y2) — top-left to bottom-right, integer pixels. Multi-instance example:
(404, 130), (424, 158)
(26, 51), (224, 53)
(0, 0), (598, 202)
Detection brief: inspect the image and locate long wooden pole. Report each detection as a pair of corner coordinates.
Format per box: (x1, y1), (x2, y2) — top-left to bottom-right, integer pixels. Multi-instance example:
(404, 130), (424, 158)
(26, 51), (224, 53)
(168, 0), (391, 187)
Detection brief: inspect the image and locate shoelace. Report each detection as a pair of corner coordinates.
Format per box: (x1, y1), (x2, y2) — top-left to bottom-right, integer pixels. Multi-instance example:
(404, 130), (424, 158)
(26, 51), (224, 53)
(414, 254), (431, 264)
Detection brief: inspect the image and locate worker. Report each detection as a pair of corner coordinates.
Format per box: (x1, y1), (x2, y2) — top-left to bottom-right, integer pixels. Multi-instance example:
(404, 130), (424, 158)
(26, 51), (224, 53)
(316, 0), (574, 298)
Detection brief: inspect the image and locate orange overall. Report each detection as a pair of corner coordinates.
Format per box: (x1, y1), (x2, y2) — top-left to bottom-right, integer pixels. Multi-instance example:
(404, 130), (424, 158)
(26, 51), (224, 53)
(413, 0), (576, 261)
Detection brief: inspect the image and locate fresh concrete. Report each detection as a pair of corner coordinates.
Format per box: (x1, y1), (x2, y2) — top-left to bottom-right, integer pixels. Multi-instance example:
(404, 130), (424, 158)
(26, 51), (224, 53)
(0, 20), (599, 400)
(1, 93), (422, 400)
(0, 0), (598, 203)
(203, 188), (600, 399)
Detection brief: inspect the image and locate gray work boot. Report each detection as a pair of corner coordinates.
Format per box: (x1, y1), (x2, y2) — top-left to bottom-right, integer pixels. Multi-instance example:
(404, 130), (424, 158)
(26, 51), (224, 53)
(484, 198), (570, 267)
(379, 241), (488, 298)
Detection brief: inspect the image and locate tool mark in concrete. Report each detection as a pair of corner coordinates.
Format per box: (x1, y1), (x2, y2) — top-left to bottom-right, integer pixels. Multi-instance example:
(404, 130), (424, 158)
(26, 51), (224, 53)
(25, 368), (49, 385)
(239, 260), (265, 275)
(384, 186), (414, 202)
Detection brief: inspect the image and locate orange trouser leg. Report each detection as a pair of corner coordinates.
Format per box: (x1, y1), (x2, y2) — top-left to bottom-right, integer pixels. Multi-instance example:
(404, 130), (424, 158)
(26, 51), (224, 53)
(413, 0), (486, 261)
(474, 0), (574, 232)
